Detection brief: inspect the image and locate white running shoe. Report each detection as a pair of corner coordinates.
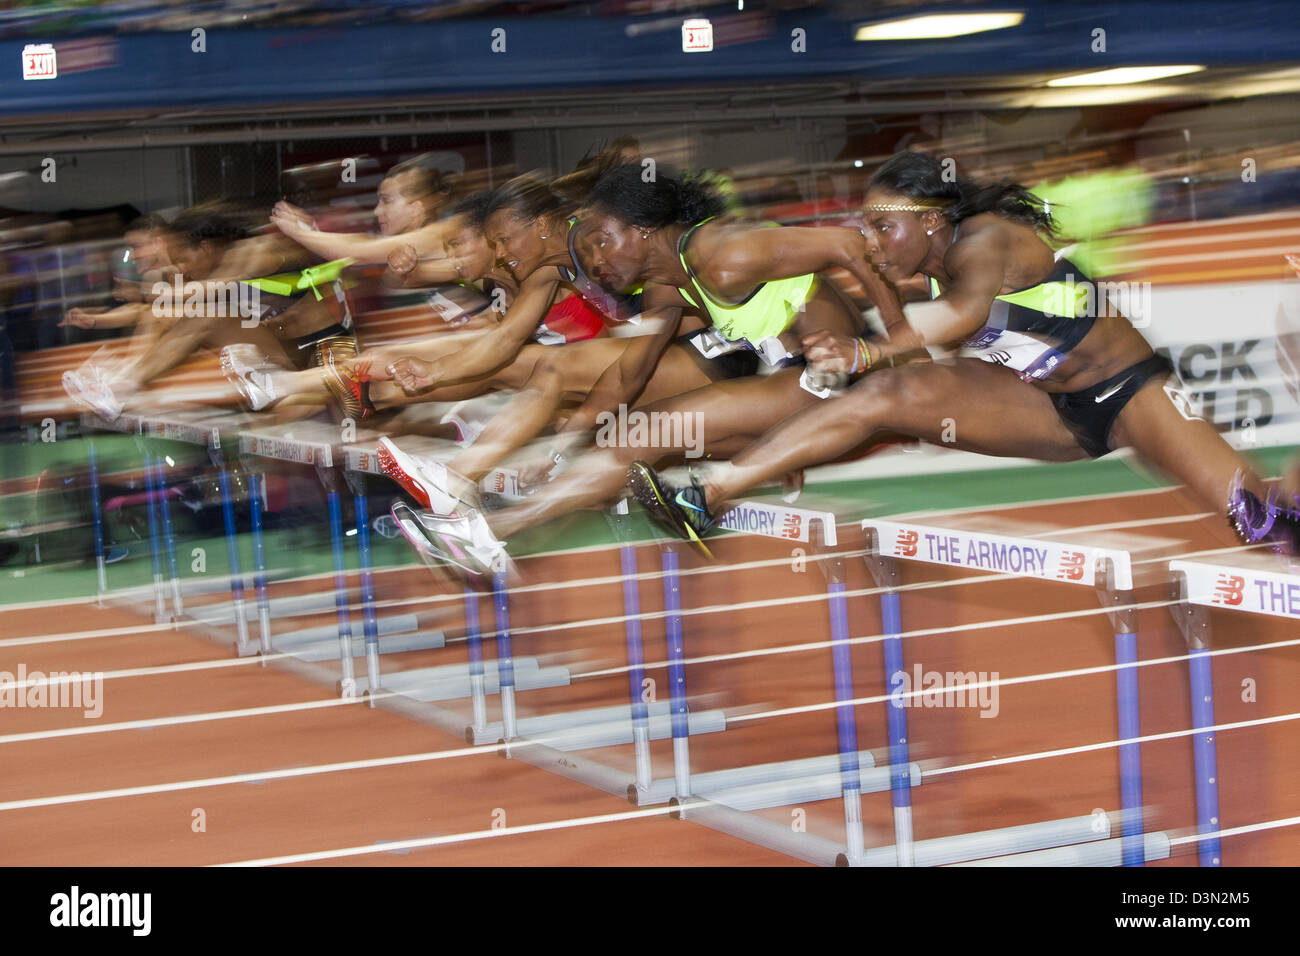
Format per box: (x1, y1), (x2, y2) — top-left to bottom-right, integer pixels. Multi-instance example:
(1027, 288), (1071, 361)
(62, 367), (123, 422)
(376, 437), (476, 517)
(390, 501), (512, 579)
(219, 345), (278, 411)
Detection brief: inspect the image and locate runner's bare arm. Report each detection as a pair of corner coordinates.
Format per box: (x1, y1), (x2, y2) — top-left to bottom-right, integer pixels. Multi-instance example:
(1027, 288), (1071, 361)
(704, 225), (906, 329)
(562, 288), (687, 434)
(865, 228), (1010, 363)
(402, 273), (561, 388)
(271, 207), (448, 265)
(398, 256), (462, 287)
(61, 302), (149, 329)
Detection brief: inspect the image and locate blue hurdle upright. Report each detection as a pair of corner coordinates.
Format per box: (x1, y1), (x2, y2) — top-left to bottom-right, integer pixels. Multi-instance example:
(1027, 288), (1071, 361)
(1167, 551), (1300, 866)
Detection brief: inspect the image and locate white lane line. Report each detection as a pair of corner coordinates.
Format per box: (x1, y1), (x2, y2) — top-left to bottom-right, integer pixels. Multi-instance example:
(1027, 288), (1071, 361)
(0, 691), (400, 745)
(218, 803), (681, 867)
(0, 594), (101, 613)
(0, 739), (503, 812)
(0, 621), (175, 649)
(2, 653), (278, 690)
(1170, 814), (1300, 847)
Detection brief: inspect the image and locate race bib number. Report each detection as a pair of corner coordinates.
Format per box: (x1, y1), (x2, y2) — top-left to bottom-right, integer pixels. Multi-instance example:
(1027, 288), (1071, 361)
(690, 328), (745, 359)
(428, 292), (471, 327)
(961, 327), (1067, 382)
(533, 324), (566, 346)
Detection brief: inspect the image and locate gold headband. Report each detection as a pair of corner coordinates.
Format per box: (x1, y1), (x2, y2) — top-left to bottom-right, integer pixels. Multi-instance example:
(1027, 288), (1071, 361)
(862, 201), (948, 213)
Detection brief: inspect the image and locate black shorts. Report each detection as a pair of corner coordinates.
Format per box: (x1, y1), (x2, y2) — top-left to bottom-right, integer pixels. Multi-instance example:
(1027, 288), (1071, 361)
(673, 329), (761, 380)
(1053, 353), (1174, 458)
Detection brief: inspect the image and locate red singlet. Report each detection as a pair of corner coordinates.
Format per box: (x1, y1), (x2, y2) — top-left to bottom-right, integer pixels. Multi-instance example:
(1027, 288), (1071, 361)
(534, 291), (607, 345)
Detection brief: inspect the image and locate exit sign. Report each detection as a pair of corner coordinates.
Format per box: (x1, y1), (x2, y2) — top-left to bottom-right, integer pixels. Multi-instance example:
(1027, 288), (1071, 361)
(682, 19), (713, 52)
(23, 43), (57, 80)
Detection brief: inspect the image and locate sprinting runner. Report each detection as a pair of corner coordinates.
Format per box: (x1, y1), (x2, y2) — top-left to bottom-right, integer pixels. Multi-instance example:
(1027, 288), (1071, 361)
(223, 177), (614, 419)
(60, 213), (173, 333)
(382, 163), (906, 573)
(626, 151), (1300, 556)
(62, 207), (305, 420)
(268, 159), (452, 265)
(221, 189), (510, 415)
(378, 174), (611, 397)
(216, 160), (459, 418)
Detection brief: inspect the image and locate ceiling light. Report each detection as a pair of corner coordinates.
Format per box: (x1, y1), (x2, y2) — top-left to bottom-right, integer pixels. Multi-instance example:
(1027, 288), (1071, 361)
(1047, 65), (1206, 87)
(1009, 84), (1190, 108)
(855, 12), (1025, 41)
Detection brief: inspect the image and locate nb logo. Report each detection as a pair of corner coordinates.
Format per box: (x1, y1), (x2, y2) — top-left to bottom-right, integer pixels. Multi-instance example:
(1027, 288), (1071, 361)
(896, 529), (919, 557)
(1212, 574), (1245, 606)
(781, 514), (802, 540)
(1056, 550), (1086, 581)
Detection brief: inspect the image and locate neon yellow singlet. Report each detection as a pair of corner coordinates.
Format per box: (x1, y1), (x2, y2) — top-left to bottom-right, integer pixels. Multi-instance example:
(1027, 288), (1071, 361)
(676, 219), (817, 343)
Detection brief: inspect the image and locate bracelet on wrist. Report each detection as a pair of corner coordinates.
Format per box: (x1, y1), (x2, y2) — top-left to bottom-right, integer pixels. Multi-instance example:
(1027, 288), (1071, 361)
(849, 337), (870, 375)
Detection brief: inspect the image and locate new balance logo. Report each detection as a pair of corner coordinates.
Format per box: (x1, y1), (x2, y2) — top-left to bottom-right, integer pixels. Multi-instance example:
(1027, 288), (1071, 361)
(1213, 574), (1245, 606)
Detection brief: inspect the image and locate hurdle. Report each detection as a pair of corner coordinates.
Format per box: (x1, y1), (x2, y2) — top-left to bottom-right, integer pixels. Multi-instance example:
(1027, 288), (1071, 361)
(861, 514), (1176, 867)
(1168, 550), (1300, 867)
(338, 433), (571, 714)
(444, 494), (917, 864)
(632, 497), (914, 866)
(238, 421), (448, 697)
(454, 503), (726, 755)
(137, 407), (257, 642)
(79, 411), (164, 619)
(86, 439), (108, 603)
(81, 406), (273, 651)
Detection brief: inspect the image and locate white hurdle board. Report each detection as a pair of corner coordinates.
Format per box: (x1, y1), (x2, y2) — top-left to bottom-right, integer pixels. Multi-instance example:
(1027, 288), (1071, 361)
(863, 514), (1185, 591)
(1170, 551), (1300, 620)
